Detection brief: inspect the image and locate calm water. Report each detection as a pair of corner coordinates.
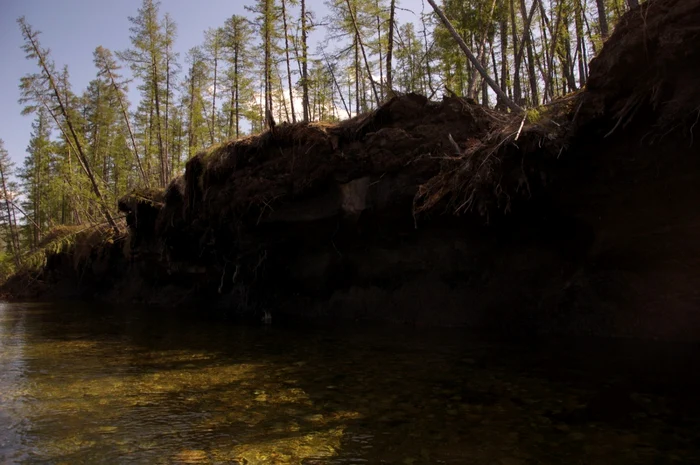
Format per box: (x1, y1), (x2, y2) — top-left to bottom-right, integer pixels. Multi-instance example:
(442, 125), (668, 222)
(1, 302), (700, 464)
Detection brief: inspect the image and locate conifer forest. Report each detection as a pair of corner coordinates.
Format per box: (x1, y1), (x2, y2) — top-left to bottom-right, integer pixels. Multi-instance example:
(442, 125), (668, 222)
(0, 0), (637, 274)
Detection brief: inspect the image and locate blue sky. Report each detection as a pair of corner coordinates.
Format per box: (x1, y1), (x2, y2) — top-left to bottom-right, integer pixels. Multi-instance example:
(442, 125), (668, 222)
(0, 0), (427, 168)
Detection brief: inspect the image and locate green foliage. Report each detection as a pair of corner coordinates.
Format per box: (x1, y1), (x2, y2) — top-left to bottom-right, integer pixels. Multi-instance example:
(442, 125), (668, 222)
(394, 23), (426, 94)
(0, 252), (15, 282)
(526, 107), (542, 123)
(220, 15), (255, 139)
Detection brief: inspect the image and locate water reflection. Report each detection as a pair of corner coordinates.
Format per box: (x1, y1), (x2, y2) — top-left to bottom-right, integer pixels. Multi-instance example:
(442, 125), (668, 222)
(0, 301), (699, 464)
(0, 303), (30, 463)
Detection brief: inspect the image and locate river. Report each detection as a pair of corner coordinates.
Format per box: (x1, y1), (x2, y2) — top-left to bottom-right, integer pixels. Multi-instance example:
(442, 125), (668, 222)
(1, 301), (699, 464)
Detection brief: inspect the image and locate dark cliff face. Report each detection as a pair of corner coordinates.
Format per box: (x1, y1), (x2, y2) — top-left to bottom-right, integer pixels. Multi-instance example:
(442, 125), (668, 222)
(8, 0), (700, 341)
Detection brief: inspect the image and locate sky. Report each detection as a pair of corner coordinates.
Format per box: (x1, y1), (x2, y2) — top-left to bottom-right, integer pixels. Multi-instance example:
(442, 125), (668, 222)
(0, 0), (428, 170)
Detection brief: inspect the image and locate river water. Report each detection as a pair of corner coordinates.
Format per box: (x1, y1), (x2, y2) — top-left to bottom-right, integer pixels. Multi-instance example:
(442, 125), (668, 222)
(1, 301), (699, 464)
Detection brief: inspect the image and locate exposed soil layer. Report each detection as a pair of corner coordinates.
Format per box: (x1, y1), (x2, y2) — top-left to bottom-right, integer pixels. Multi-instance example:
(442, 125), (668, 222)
(5, 0), (700, 340)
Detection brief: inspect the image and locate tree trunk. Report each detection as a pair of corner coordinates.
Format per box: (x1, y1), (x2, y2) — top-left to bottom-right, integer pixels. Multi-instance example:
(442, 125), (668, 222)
(499, 19), (510, 108)
(187, 63), (196, 157)
(596, 0), (609, 39)
(468, 0), (497, 99)
(34, 129), (41, 245)
(235, 46), (240, 138)
(346, 0), (381, 107)
(561, 10), (578, 92)
(324, 53), (351, 118)
(281, 0), (297, 123)
(509, 0), (522, 105)
(421, 12), (435, 96)
(211, 41), (218, 144)
(277, 68), (291, 122)
(264, 0), (273, 128)
(103, 62), (149, 186)
(301, 0), (310, 122)
(164, 19), (173, 182)
(386, 0), (396, 94)
(227, 45), (240, 139)
(544, 0), (565, 100)
(574, 0), (587, 86)
(172, 103), (183, 174)
(152, 57), (166, 188)
(428, 0), (521, 112)
(355, 35), (360, 113)
(375, 0), (384, 100)
(516, 0), (541, 106)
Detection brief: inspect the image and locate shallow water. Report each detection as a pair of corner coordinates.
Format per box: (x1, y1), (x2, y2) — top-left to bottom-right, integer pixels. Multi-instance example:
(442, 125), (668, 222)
(1, 301), (699, 464)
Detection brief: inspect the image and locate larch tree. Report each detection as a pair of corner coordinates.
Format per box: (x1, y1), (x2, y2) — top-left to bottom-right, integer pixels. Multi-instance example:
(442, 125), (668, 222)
(18, 108), (52, 247)
(182, 47), (210, 158)
(428, 0), (520, 111)
(118, 0), (169, 187)
(247, 0), (281, 129)
(82, 77), (118, 195)
(300, 0), (311, 122)
(0, 140), (22, 267)
(280, 0), (297, 122)
(18, 18), (119, 232)
(222, 15), (254, 139)
(163, 13), (179, 182)
(386, 0), (396, 95)
(6, 0), (643, 270)
(324, 0), (380, 113)
(204, 27), (224, 144)
(93, 46), (149, 185)
(394, 22), (426, 94)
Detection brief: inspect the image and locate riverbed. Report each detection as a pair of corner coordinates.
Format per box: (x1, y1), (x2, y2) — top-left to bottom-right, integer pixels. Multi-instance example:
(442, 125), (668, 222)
(1, 301), (699, 464)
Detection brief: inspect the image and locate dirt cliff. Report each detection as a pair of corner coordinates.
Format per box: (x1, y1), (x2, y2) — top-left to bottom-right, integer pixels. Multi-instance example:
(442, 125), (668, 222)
(6, 0), (700, 340)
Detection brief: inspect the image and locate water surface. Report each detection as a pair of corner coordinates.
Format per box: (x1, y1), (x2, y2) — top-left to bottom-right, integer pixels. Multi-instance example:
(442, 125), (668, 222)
(1, 301), (699, 464)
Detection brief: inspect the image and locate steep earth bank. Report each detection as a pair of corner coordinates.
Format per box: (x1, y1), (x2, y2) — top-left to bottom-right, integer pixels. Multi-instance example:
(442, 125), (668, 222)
(5, 0), (700, 340)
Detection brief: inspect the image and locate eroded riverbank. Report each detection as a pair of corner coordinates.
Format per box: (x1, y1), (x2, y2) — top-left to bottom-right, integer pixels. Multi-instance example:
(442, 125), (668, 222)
(4, 0), (700, 341)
